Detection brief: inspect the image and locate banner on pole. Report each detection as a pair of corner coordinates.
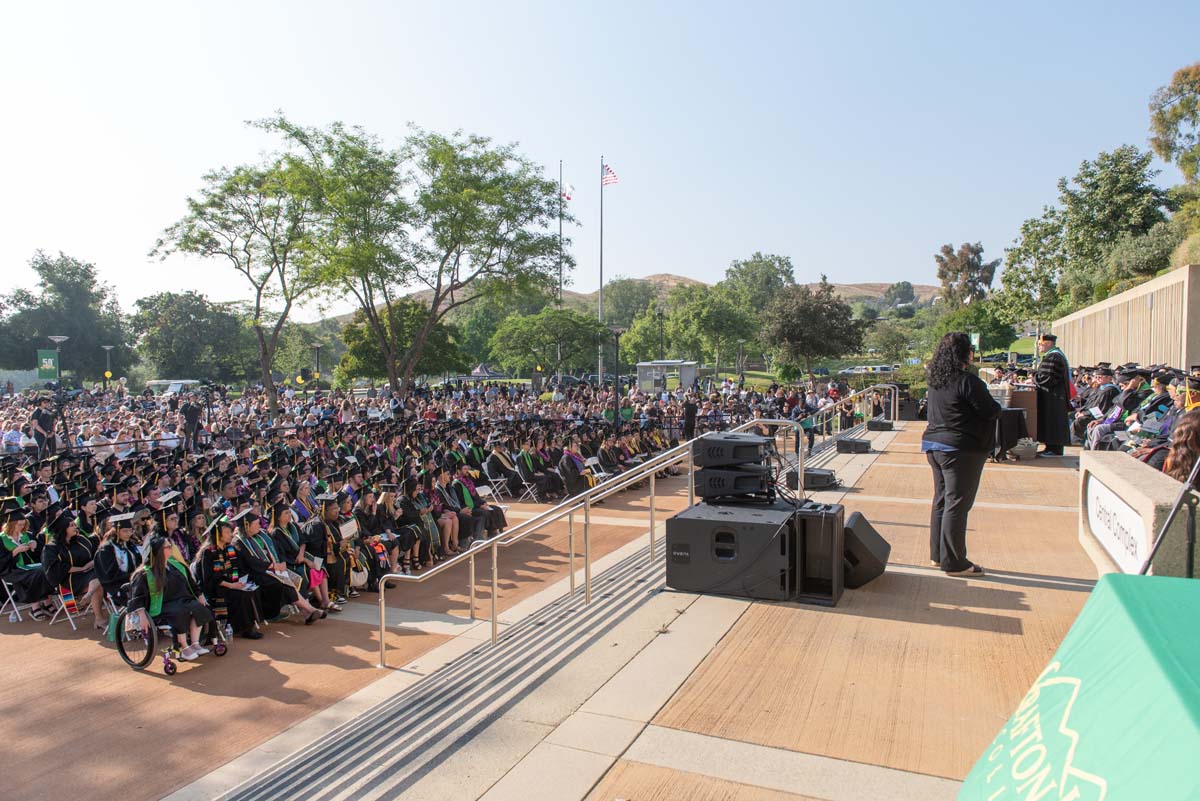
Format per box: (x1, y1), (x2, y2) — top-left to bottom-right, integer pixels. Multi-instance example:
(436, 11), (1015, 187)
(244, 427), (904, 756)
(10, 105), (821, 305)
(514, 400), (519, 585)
(36, 350), (58, 380)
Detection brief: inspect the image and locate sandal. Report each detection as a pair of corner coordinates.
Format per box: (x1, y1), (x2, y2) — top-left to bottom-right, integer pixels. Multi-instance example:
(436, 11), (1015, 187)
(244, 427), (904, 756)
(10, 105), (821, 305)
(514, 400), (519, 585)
(945, 563), (985, 577)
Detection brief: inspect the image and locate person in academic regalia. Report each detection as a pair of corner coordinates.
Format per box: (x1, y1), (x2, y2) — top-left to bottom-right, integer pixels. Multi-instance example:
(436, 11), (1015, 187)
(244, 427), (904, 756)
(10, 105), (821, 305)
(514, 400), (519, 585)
(194, 519), (264, 639)
(0, 504), (54, 617)
(1033, 333), (1071, 457)
(269, 503), (309, 599)
(41, 511), (106, 630)
(127, 535), (214, 661)
(94, 513), (141, 606)
(299, 494), (342, 612)
(233, 509), (323, 624)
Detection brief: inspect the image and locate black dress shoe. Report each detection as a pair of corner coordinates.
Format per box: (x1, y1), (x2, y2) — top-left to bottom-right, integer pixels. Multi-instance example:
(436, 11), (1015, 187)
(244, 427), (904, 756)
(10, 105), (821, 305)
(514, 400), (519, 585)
(241, 630), (264, 640)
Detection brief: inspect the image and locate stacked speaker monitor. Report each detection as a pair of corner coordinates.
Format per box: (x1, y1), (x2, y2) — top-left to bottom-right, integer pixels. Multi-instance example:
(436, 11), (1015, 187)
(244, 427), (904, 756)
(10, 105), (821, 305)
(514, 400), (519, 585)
(666, 431), (890, 606)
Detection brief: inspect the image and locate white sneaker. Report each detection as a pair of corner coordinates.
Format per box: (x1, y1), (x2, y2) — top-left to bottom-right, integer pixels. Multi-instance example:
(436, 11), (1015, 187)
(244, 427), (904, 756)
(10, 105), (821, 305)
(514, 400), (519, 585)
(194, 645), (211, 656)
(179, 645), (199, 661)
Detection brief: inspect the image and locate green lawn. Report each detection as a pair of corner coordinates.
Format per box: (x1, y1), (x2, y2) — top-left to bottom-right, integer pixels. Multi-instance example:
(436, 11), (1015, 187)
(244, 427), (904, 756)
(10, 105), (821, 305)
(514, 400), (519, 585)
(1009, 336), (1036, 356)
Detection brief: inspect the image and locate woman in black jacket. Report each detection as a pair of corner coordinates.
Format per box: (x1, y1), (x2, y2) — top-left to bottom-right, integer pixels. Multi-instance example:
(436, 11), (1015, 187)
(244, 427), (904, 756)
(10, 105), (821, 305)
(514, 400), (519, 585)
(922, 332), (1002, 577)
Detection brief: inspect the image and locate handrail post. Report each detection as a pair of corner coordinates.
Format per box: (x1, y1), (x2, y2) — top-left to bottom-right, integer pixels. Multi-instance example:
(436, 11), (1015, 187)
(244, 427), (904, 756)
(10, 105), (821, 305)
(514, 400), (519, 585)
(490, 542), (499, 645)
(649, 471), (657, 561)
(796, 422), (806, 499)
(584, 496), (592, 605)
(686, 445), (695, 506)
(377, 578), (389, 669)
(568, 509), (576, 593)
(468, 551), (476, 621)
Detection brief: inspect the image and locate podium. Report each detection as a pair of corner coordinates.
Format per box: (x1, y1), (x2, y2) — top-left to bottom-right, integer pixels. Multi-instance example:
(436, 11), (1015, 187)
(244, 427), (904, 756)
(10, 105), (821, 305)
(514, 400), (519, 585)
(1008, 386), (1038, 440)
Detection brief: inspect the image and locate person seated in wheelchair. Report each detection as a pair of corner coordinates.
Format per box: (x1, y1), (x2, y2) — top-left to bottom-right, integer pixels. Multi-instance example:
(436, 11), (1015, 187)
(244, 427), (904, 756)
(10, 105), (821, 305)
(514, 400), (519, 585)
(41, 509), (107, 631)
(127, 535), (214, 662)
(95, 512), (141, 607)
(194, 518), (265, 640)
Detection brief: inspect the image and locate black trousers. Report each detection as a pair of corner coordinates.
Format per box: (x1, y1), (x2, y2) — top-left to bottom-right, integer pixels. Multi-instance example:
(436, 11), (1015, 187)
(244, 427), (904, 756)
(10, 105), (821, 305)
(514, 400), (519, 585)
(927, 449), (987, 572)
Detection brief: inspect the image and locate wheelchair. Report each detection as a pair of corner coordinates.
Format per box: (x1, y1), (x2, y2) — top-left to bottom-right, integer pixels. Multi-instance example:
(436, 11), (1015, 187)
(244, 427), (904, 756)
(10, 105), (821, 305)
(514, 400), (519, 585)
(113, 585), (230, 675)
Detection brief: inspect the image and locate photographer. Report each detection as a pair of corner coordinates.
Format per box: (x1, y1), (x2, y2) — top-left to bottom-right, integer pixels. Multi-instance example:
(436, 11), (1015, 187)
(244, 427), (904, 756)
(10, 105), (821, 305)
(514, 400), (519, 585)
(31, 396), (58, 457)
(180, 392), (204, 451)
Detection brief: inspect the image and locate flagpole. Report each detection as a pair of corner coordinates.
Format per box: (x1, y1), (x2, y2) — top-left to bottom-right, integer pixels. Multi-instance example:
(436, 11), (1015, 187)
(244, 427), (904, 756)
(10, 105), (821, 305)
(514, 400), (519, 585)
(598, 155), (604, 388)
(558, 159), (563, 307)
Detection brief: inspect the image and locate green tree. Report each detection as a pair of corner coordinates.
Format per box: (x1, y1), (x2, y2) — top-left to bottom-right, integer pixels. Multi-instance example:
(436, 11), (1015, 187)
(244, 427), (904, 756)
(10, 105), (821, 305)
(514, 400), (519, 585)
(155, 160), (315, 414)
(620, 304), (668, 364)
(865, 320), (912, 364)
(851, 302), (879, 322)
(266, 117), (567, 395)
(719, 252), (796, 312)
(761, 276), (865, 377)
(0, 251), (132, 380)
(602, 276), (655, 328)
(337, 303), (466, 382)
(129, 292), (256, 382)
(995, 208), (1066, 326)
(488, 308), (607, 376)
(934, 242), (1000, 306)
(881, 281), (915, 306)
(933, 299), (1016, 353)
(1149, 62), (1200, 183)
(1103, 220), (1185, 287)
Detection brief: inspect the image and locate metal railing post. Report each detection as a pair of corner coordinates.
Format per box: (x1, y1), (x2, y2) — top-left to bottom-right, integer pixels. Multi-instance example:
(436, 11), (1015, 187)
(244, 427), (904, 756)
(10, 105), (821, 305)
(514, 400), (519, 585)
(796, 422), (806, 498)
(490, 543), (499, 645)
(584, 496), (592, 605)
(568, 509), (576, 593)
(649, 471), (657, 561)
(687, 447), (695, 506)
(468, 551), (476, 621)
(377, 580), (389, 669)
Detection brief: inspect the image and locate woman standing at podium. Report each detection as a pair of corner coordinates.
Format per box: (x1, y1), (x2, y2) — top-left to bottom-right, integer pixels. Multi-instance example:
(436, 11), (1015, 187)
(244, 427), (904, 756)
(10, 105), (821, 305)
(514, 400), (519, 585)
(922, 333), (1002, 577)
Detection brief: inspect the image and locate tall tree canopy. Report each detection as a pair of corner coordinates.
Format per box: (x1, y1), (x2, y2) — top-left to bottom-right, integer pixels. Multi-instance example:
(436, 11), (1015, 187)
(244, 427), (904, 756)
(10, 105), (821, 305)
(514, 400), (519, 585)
(995, 208), (1066, 324)
(0, 251), (132, 380)
(337, 302), (465, 383)
(264, 116), (569, 395)
(602, 276), (656, 329)
(719, 252), (796, 312)
(488, 307), (606, 376)
(933, 299), (1017, 353)
(881, 281), (915, 306)
(934, 242), (999, 306)
(129, 292), (255, 383)
(1150, 62), (1200, 183)
(761, 277), (864, 377)
(154, 159), (316, 414)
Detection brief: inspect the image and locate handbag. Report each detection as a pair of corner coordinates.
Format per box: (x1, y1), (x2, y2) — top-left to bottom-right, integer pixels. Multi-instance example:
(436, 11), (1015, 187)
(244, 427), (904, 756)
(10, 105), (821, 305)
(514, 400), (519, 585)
(105, 611), (121, 643)
(347, 550), (369, 589)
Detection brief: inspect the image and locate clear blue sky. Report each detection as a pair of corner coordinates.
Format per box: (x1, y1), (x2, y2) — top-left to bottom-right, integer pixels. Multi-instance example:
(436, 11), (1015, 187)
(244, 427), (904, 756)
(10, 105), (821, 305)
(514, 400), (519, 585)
(3, 1), (1196, 320)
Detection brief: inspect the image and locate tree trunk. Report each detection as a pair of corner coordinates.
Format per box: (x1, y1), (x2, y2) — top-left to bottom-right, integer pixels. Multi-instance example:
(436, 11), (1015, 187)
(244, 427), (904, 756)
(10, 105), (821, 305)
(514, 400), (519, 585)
(255, 326), (279, 417)
(398, 316), (437, 399)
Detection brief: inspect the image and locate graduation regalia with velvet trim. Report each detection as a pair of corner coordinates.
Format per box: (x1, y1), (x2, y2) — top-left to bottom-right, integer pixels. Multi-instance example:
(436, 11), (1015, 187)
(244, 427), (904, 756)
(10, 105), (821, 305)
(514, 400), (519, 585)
(1034, 347), (1071, 449)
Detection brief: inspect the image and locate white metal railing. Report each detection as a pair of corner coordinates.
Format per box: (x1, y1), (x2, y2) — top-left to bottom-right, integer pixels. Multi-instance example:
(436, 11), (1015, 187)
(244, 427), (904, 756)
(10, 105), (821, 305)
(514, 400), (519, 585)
(376, 383), (900, 667)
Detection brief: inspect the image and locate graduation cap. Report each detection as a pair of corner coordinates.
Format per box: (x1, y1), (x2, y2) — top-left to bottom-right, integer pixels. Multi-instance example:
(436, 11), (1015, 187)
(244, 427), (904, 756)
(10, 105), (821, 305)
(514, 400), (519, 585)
(0, 498), (25, 525)
(107, 512), (136, 531)
(229, 507), (257, 527)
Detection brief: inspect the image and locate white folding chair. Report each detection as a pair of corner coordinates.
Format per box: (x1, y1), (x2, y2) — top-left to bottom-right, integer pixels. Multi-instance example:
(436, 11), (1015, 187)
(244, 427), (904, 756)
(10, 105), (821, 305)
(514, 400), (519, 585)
(482, 464), (512, 501)
(585, 457), (612, 481)
(48, 587), (82, 631)
(516, 474), (540, 503)
(476, 485), (510, 513)
(1, 579), (35, 623)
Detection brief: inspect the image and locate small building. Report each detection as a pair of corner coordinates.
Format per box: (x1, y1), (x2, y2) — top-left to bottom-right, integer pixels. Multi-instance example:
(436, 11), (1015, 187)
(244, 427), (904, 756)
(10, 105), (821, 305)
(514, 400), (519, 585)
(636, 360), (698, 392)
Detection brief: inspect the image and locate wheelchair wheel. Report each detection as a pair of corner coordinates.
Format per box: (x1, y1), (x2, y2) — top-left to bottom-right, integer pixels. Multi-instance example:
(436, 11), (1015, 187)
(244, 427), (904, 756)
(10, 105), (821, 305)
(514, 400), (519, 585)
(116, 609), (157, 670)
(163, 660), (177, 676)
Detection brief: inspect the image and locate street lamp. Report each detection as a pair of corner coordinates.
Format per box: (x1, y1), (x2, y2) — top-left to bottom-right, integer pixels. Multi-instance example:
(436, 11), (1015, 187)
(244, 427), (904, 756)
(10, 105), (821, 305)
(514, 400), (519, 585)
(101, 345), (114, 391)
(655, 309), (665, 361)
(609, 325), (626, 436)
(312, 344), (323, 390)
(736, 339), (747, 385)
(48, 336), (69, 384)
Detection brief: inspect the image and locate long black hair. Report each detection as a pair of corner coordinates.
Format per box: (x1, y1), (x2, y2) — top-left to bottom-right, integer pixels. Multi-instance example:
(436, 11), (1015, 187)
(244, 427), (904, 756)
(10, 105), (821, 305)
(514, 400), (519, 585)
(928, 332), (972, 390)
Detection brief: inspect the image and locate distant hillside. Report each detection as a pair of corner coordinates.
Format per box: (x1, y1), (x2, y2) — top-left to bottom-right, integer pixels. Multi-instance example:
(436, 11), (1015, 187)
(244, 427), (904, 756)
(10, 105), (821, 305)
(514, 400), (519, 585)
(313, 274), (937, 328)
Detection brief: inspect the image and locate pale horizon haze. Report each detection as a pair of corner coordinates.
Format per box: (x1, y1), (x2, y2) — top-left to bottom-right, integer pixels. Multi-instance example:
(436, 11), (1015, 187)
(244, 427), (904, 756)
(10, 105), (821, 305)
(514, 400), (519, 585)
(2, 1), (1196, 321)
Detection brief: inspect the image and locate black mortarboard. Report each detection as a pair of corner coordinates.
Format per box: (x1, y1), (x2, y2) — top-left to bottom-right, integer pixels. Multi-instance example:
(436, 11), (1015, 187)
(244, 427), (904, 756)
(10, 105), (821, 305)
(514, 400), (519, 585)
(108, 512), (135, 530)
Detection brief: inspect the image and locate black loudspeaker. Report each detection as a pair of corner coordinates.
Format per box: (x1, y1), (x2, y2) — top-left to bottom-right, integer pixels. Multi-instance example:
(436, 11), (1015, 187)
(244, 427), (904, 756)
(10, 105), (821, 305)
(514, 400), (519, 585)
(694, 466), (772, 499)
(785, 468), (839, 491)
(898, 399), (920, 421)
(793, 500), (844, 607)
(843, 511), (890, 589)
(836, 438), (871, 454)
(866, 419), (893, 431)
(665, 502), (795, 601)
(693, 432), (773, 467)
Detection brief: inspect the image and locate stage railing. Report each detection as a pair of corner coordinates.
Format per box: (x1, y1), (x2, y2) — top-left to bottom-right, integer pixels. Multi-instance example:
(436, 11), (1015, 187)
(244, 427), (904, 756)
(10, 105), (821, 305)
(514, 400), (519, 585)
(376, 384), (900, 667)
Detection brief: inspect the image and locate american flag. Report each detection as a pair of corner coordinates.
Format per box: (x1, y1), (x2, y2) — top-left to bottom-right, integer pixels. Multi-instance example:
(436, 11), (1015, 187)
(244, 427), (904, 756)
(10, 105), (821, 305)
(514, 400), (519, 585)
(561, 183), (575, 201)
(601, 164), (619, 186)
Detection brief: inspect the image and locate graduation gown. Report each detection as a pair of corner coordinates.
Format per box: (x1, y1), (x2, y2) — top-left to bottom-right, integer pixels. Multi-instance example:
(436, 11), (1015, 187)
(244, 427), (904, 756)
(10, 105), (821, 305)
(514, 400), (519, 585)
(194, 545), (261, 634)
(95, 540), (141, 603)
(128, 561), (214, 633)
(234, 532), (300, 618)
(1034, 348), (1071, 449)
(0, 533), (52, 603)
(41, 533), (98, 598)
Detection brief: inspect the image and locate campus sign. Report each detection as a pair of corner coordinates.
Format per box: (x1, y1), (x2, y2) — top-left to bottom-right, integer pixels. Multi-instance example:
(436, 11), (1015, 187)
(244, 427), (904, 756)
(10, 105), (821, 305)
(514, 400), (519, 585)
(1084, 474), (1145, 574)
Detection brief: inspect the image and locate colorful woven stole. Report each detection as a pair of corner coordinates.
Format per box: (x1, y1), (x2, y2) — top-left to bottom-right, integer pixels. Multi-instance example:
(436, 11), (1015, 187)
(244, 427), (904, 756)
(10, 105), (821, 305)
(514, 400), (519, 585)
(59, 585), (78, 614)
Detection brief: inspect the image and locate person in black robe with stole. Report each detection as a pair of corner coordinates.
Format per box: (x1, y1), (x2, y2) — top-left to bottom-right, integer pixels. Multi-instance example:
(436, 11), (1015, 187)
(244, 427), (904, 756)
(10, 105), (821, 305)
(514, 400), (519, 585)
(0, 503), (53, 615)
(194, 518), (264, 639)
(41, 511), (106, 630)
(95, 512), (141, 606)
(1034, 333), (1071, 457)
(232, 509), (323, 625)
(299, 495), (344, 613)
(128, 535), (214, 661)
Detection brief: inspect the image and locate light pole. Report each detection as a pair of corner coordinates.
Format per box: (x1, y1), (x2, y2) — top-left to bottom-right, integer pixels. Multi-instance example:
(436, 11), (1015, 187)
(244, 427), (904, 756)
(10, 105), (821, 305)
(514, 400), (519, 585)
(610, 326), (626, 436)
(737, 339), (746, 385)
(48, 336), (69, 384)
(101, 345), (114, 392)
(655, 309), (665, 361)
(312, 344), (323, 390)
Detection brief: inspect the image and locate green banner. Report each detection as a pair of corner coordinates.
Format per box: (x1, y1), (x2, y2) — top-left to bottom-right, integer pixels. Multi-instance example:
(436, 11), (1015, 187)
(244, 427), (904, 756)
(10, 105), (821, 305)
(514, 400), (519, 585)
(959, 574), (1200, 800)
(36, 349), (58, 380)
